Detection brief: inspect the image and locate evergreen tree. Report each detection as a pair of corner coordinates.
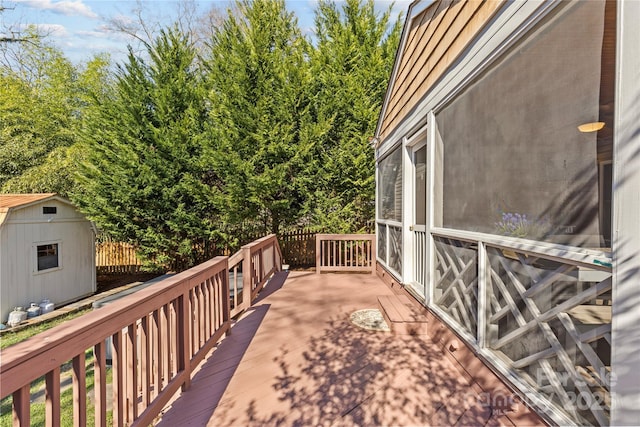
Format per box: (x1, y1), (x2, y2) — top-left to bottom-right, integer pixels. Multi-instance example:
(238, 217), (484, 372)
(205, 0), (321, 235)
(306, 0), (402, 232)
(74, 28), (219, 269)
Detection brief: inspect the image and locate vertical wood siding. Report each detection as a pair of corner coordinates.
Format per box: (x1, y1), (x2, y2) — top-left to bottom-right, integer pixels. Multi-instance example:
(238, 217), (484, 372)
(0, 200), (95, 322)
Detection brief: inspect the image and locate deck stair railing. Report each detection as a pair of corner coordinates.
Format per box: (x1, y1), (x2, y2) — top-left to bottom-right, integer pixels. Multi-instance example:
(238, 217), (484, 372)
(315, 234), (376, 274)
(0, 234), (282, 427)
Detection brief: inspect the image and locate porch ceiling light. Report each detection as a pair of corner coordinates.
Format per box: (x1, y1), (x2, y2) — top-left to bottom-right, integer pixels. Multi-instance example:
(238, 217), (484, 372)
(578, 121), (605, 133)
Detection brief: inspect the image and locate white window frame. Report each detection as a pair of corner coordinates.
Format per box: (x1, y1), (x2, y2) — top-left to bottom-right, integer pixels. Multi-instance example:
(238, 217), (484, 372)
(376, 142), (404, 279)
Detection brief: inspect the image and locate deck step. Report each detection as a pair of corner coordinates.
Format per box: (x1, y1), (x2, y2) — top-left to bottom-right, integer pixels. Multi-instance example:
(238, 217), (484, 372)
(377, 294), (428, 335)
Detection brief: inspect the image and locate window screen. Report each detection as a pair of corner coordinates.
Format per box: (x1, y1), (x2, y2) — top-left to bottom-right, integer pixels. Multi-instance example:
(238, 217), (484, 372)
(436, 0), (612, 248)
(377, 146), (403, 222)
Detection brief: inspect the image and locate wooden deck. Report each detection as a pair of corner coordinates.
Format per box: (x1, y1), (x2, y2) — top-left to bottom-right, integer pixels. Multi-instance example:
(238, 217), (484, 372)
(155, 271), (545, 426)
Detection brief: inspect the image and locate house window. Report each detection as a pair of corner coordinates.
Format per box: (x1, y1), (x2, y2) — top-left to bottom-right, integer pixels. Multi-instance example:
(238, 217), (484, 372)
(435, 0), (613, 248)
(37, 243), (59, 271)
(43, 206), (57, 215)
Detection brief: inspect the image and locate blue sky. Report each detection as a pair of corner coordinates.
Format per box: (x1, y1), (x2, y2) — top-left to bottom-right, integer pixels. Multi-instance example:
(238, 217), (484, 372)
(1, 0), (411, 65)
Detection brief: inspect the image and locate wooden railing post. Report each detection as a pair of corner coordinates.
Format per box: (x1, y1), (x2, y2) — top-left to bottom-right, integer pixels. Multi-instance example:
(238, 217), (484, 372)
(222, 258), (231, 335)
(315, 234), (321, 274)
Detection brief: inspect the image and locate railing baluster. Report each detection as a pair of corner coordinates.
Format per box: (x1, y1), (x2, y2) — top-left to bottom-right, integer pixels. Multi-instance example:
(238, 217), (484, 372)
(46, 367), (61, 427)
(179, 293), (190, 391)
(113, 330), (124, 427)
(126, 323), (138, 421)
(13, 384), (30, 426)
(73, 351), (87, 427)
(189, 289), (197, 356)
(161, 304), (169, 391)
(140, 315), (151, 409)
(153, 309), (162, 398)
(204, 280), (211, 341)
(199, 283), (206, 347)
(212, 277), (219, 330)
(94, 342), (106, 427)
(171, 301), (178, 377)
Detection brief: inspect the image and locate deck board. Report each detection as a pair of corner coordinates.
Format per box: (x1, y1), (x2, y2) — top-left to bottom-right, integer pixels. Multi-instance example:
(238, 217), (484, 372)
(156, 271), (544, 426)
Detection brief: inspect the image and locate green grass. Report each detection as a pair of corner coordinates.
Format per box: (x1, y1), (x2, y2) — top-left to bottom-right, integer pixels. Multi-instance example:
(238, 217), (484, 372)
(0, 309), (91, 350)
(0, 349), (113, 426)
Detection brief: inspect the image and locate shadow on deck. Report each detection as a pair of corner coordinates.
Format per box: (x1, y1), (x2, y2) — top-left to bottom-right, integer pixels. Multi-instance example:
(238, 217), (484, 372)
(156, 271), (545, 426)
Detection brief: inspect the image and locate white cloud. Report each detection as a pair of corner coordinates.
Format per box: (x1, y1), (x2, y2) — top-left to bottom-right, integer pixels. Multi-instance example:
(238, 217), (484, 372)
(16, 0), (98, 19)
(34, 23), (69, 37)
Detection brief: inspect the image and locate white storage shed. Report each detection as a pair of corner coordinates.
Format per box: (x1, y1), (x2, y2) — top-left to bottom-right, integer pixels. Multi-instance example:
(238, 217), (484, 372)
(0, 193), (96, 323)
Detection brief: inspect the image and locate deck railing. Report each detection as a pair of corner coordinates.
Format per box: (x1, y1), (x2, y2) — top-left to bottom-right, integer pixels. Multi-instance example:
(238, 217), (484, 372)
(315, 234), (376, 274)
(430, 230), (612, 426)
(0, 234), (282, 427)
(228, 234), (283, 318)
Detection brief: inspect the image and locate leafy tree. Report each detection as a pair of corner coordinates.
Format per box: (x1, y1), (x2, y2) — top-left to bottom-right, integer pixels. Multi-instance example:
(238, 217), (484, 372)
(73, 28), (219, 269)
(0, 36), (81, 192)
(1, 54), (112, 196)
(205, 0), (321, 234)
(305, 0), (402, 232)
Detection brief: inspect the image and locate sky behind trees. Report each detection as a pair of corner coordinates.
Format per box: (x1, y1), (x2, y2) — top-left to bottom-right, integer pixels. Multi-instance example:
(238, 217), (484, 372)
(2, 0), (410, 64)
(1, 0), (403, 268)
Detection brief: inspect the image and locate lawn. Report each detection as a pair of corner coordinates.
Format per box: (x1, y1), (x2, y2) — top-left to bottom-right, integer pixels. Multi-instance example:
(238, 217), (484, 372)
(1, 312), (114, 425)
(0, 309), (90, 350)
(0, 348), (113, 426)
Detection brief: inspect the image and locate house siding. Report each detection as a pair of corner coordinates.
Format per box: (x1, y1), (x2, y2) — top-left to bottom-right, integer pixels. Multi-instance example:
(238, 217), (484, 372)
(379, 0), (504, 141)
(375, 0), (625, 425)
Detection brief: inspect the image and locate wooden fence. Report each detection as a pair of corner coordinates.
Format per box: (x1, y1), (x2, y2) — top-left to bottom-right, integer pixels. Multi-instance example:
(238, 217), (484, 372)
(96, 239), (142, 274)
(96, 225), (372, 273)
(95, 238), (235, 274)
(278, 228), (324, 268)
